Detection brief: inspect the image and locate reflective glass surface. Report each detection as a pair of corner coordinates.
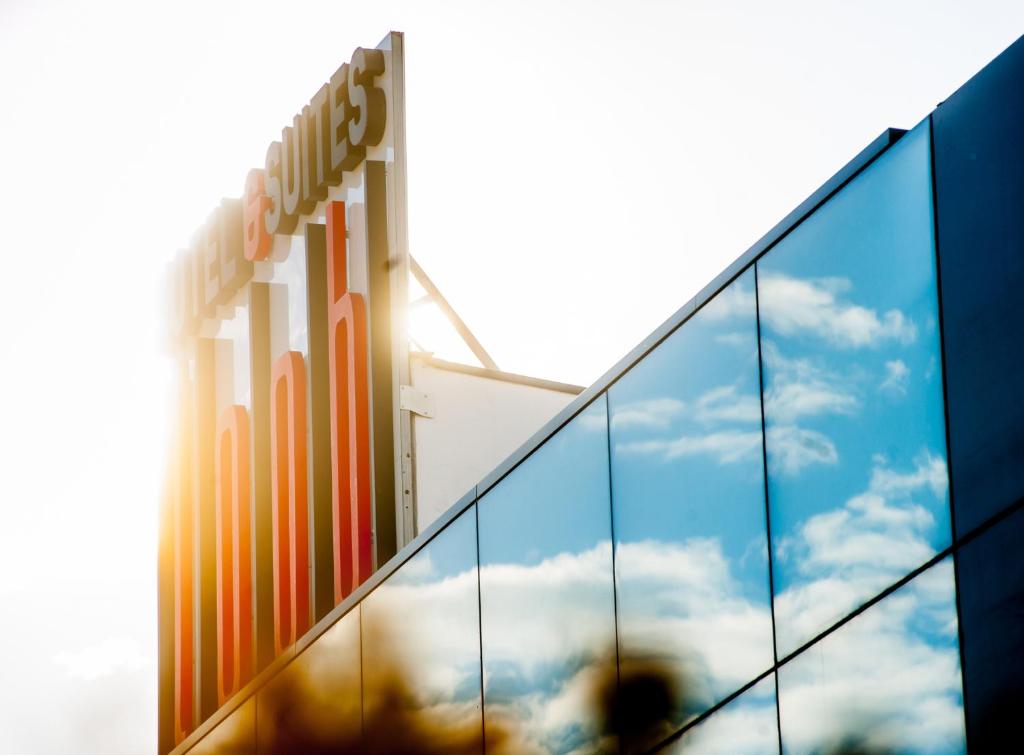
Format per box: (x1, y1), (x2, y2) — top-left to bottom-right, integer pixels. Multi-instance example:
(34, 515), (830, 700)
(478, 398), (617, 754)
(758, 123), (951, 655)
(609, 267), (774, 743)
(189, 697), (255, 754)
(777, 558), (966, 754)
(360, 508), (483, 753)
(255, 607), (362, 751)
(662, 674), (779, 754)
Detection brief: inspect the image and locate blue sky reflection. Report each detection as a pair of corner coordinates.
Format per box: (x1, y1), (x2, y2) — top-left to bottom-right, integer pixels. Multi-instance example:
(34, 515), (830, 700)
(478, 399), (617, 754)
(757, 122), (952, 657)
(609, 268), (774, 733)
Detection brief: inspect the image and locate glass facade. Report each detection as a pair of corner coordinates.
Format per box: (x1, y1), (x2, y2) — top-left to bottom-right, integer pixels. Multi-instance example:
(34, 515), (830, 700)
(759, 123), (952, 658)
(609, 266), (773, 747)
(180, 94), (1024, 751)
(361, 508), (483, 752)
(478, 399), (616, 754)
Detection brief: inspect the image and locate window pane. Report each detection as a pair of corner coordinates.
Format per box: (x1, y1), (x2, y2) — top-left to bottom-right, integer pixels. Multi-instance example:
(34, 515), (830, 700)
(777, 558), (965, 754)
(757, 123), (951, 655)
(478, 398), (617, 754)
(255, 606), (362, 751)
(608, 268), (774, 745)
(361, 508), (483, 753)
(661, 674), (779, 755)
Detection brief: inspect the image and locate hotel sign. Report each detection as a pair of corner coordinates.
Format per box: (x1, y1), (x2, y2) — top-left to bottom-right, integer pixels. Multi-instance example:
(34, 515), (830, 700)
(160, 32), (411, 747)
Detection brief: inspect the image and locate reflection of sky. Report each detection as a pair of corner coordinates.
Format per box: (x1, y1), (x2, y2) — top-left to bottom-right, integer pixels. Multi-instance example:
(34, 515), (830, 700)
(665, 674), (778, 755)
(478, 400), (616, 754)
(335, 122), (960, 754)
(480, 398), (613, 566)
(608, 268), (774, 721)
(758, 122), (951, 655)
(778, 558), (965, 754)
(362, 510), (481, 710)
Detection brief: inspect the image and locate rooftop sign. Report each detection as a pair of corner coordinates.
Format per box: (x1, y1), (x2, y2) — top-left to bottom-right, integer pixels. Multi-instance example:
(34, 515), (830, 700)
(159, 32), (411, 748)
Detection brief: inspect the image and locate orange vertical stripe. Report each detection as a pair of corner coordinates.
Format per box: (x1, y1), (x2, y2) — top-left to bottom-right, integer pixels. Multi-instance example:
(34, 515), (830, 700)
(215, 405), (252, 704)
(270, 351), (310, 654)
(326, 201), (374, 603)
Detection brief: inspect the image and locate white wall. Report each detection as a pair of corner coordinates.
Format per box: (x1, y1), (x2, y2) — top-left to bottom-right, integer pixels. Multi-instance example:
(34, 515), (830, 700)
(411, 357), (580, 531)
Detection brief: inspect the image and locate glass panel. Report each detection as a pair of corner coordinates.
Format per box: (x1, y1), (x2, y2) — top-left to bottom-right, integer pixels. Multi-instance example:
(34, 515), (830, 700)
(256, 606), (362, 751)
(361, 508), (483, 753)
(777, 557), (965, 754)
(608, 267), (774, 747)
(189, 697), (255, 754)
(661, 674), (779, 754)
(478, 398), (617, 755)
(758, 122), (951, 656)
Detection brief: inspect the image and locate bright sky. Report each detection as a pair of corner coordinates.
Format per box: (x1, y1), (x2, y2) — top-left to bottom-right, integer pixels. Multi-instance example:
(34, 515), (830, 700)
(0, 1), (1021, 752)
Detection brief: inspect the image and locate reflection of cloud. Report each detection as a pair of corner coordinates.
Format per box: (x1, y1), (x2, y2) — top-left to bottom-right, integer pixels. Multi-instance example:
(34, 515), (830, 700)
(759, 273), (917, 348)
(611, 384), (764, 468)
(616, 538), (774, 705)
(476, 537), (773, 753)
(701, 283), (756, 322)
(713, 332), (750, 348)
(779, 561), (965, 754)
(611, 398), (686, 429)
(869, 452), (946, 500)
(880, 359), (910, 395)
(766, 380), (856, 423)
(694, 385), (762, 424)
(766, 425), (838, 475)
(667, 676), (778, 755)
(774, 453), (949, 654)
(761, 340), (858, 424)
(616, 430), (762, 465)
(368, 568), (481, 702)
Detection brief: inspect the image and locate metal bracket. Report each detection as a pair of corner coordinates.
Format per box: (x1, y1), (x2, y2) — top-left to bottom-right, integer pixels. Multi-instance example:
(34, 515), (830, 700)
(399, 385), (435, 418)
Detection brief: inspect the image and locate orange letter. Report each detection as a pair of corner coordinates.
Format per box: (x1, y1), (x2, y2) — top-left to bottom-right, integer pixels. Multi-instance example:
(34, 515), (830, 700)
(270, 352), (310, 653)
(215, 406), (252, 704)
(243, 169), (272, 261)
(326, 201), (373, 602)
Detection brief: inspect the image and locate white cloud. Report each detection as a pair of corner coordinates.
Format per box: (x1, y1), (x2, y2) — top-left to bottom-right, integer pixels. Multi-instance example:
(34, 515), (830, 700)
(773, 453), (950, 655)
(880, 359), (910, 394)
(869, 451), (947, 500)
(759, 273), (917, 348)
(778, 562), (964, 753)
(761, 340), (859, 425)
(701, 283), (757, 322)
(765, 380), (857, 423)
(766, 425), (838, 475)
(694, 385), (763, 424)
(610, 397), (686, 429)
(713, 332), (752, 348)
(616, 429), (763, 465)
(669, 677), (778, 755)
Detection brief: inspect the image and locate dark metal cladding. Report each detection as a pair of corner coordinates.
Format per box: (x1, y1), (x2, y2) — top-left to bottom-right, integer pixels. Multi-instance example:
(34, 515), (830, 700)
(932, 32), (1024, 752)
(933, 34), (1024, 539)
